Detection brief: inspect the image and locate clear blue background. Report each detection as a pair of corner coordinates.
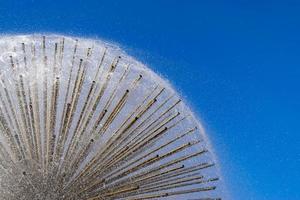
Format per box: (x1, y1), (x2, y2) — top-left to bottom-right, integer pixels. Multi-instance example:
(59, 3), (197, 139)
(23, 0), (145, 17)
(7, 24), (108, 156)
(0, 1), (299, 199)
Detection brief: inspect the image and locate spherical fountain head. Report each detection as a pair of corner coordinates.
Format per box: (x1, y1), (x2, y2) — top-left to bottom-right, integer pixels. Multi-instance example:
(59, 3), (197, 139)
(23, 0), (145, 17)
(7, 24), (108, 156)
(0, 34), (223, 199)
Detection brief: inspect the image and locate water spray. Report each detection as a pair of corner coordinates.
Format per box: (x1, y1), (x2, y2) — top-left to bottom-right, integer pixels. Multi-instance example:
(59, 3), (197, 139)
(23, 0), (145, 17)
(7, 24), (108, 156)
(0, 34), (222, 199)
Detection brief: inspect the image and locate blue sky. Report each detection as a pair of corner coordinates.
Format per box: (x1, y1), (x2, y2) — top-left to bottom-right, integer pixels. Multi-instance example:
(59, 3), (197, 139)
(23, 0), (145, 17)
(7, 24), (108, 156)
(0, 0), (299, 199)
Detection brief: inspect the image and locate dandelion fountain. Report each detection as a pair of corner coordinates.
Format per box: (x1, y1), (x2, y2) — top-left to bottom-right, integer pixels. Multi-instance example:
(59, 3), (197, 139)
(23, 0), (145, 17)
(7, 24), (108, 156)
(0, 35), (222, 199)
